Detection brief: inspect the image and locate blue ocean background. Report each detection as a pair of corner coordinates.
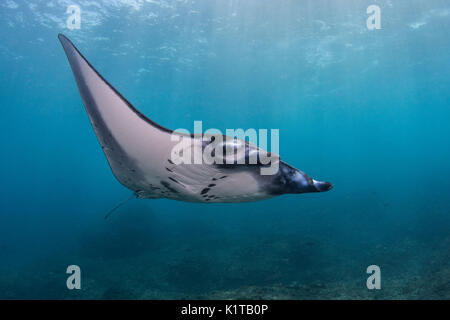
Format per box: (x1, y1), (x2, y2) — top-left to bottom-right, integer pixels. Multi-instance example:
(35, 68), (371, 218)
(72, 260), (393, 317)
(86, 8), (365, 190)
(0, 0), (449, 299)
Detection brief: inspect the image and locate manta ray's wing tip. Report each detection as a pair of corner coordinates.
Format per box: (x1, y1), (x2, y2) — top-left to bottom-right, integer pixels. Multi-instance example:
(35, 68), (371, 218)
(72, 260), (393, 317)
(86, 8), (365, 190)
(58, 33), (74, 53)
(57, 33), (67, 42)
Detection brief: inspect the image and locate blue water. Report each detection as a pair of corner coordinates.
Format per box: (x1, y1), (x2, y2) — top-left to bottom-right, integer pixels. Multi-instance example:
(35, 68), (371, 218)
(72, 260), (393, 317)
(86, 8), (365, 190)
(0, 0), (449, 299)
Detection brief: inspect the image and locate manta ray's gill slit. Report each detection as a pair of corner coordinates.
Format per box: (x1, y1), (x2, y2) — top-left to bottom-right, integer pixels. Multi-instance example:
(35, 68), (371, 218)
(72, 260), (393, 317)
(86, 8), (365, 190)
(201, 188), (210, 195)
(165, 167), (173, 172)
(212, 176), (227, 181)
(168, 177), (185, 188)
(208, 184), (216, 187)
(160, 180), (178, 194)
(149, 184), (160, 191)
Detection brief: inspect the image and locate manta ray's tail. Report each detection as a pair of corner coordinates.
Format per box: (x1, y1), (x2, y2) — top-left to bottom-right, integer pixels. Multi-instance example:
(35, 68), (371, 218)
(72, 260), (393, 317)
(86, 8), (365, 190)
(104, 194), (136, 220)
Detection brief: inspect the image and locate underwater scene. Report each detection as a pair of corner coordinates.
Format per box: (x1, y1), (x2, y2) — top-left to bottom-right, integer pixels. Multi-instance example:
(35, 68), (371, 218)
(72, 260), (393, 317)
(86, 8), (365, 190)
(0, 0), (449, 299)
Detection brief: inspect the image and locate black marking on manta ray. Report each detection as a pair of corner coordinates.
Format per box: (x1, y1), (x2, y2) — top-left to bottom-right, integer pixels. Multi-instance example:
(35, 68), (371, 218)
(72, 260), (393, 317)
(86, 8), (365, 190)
(211, 175), (227, 181)
(167, 159), (174, 165)
(168, 177), (185, 187)
(208, 184), (216, 187)
(165, 167), (173, 172)
(160, 180), (179, 193)
(201, 188), (210, 195)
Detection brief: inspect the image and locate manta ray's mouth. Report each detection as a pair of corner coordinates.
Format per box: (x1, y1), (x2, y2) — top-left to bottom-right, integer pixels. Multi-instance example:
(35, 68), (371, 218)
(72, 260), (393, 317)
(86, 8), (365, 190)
(313, 180), (333, 192)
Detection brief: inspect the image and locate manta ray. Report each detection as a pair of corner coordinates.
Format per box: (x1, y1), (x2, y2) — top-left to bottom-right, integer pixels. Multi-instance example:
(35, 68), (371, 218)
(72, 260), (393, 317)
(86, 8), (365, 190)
(58, 34), (332, 205)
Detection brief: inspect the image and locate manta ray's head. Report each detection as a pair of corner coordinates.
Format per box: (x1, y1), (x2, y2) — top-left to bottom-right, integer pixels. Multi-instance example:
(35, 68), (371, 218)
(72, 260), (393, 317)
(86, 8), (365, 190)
(272, 161), (333, 195)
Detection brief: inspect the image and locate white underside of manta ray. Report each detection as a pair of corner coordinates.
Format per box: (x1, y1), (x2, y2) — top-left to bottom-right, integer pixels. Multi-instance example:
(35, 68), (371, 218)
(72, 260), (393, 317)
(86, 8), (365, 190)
(58, 34), (332, 204)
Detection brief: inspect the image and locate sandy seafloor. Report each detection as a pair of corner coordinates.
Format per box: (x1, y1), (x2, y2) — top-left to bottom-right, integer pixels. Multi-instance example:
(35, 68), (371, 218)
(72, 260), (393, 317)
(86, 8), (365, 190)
(1, 201), (448, 300)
